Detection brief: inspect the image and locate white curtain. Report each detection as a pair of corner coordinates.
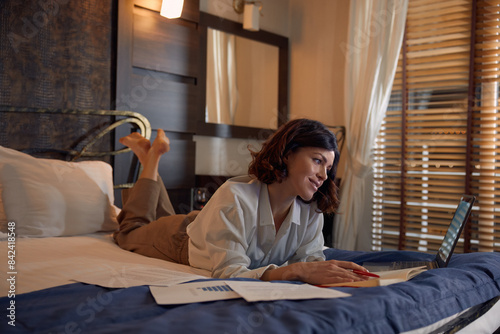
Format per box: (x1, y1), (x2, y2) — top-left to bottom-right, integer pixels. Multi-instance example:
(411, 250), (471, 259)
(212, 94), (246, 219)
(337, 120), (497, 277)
(333, 0), (408, 251)
(206, 29), (238, 125)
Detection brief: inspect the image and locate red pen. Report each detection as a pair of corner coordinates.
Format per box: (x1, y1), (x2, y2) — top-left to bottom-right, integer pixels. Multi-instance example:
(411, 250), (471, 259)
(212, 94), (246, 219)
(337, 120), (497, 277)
(353, 269), (380, 278)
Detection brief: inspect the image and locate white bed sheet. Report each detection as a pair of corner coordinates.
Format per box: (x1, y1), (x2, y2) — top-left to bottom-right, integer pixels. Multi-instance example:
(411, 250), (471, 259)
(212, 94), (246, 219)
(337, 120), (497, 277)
(0, 233), (211, 297)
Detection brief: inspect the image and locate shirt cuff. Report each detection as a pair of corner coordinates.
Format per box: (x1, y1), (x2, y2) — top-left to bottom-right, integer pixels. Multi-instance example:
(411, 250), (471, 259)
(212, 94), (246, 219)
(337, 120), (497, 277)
(235, 264), (280, 280)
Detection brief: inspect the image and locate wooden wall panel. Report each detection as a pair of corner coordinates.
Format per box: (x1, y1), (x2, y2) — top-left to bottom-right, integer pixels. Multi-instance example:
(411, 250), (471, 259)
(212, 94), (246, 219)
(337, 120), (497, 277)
(116, 0), (200, 211)
(130, 68), (198, 132)
(133, 6), (199, 78)
(158, 134), (196, 189)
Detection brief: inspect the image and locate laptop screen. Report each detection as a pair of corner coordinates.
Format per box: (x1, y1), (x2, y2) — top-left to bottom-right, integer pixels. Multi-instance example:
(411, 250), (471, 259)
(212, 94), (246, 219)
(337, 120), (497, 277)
(437, 195), (475, 266)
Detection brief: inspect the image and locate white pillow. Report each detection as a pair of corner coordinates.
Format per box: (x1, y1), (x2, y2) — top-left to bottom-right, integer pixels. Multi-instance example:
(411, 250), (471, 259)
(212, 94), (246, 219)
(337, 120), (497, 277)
(0, 146), (119, 237)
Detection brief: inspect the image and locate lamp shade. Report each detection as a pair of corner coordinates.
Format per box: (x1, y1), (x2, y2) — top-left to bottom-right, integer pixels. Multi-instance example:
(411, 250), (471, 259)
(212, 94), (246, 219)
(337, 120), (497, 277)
(243, 3), (260, 31)
(160, 0), (185, 19)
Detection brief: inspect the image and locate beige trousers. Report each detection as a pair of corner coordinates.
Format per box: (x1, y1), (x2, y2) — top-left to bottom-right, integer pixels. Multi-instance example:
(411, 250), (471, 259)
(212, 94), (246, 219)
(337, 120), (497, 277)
(113, 178), (197, 265)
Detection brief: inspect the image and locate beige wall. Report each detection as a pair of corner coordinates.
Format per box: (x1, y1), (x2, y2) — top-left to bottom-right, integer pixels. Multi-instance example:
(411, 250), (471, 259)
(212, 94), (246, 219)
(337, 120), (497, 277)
(289, 0), (350, 178)
(196, 0), (350, 178)
(289, 0), (348, 125)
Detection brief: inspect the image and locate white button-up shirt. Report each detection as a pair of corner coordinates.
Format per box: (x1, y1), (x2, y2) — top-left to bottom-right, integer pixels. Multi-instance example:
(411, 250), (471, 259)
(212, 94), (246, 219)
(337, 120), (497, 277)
(187, 175), (325, 279)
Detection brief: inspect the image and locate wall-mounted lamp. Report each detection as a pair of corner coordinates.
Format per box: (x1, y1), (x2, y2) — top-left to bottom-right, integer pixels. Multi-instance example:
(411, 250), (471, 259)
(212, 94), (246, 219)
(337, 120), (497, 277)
(233, 0), (263, 31)
(160, 0), (185, 19)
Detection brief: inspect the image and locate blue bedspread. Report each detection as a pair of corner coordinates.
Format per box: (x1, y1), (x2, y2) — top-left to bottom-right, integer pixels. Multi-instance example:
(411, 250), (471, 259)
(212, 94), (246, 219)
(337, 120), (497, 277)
(2, 250), (499, 334)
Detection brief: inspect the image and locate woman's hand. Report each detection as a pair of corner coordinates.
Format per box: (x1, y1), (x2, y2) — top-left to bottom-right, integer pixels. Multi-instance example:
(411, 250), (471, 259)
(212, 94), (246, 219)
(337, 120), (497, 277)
(261, 260), (370, 285)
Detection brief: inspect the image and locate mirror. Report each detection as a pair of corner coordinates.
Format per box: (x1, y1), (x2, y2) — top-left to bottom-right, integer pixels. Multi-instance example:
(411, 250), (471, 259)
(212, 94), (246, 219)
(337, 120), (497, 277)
(198, 13), (289, 139)
(206, 28), (279, 129)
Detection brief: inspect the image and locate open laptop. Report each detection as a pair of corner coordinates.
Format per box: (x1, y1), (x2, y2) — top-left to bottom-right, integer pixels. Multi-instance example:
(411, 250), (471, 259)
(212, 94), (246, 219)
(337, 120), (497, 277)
(363, 195), (476, 272)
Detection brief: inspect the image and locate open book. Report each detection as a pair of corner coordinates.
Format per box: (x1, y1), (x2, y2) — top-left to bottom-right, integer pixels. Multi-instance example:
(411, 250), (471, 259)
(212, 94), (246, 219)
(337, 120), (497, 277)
(320, 266), (427, 288)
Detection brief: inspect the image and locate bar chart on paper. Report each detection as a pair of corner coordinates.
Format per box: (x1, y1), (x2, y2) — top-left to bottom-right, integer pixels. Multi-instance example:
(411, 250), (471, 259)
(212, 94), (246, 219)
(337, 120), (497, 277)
(150, 281), (241, 305)
(198, 284), (234, 292)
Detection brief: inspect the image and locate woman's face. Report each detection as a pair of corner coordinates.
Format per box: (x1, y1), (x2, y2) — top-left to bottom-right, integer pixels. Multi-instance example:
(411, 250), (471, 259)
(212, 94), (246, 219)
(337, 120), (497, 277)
(284, 147), (335, 201)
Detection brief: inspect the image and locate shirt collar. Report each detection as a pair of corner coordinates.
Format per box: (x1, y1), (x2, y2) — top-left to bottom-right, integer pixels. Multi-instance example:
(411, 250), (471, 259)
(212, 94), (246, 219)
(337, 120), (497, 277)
(259, 182), (301, 226)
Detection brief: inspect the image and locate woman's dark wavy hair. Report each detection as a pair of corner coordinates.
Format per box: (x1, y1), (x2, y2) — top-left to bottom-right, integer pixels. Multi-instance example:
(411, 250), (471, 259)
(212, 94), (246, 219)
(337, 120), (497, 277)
(248, 118), (340, 213)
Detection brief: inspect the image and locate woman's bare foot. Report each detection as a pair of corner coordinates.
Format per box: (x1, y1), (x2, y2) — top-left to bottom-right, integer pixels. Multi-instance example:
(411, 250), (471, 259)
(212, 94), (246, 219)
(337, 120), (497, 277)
(119, 132), (151, 165)
(139, 129), (170, 181)
(150, 129), (170, 155)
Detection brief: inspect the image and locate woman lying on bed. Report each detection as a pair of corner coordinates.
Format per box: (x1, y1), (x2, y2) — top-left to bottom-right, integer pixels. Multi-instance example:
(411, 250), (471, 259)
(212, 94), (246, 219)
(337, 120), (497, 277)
(113, 118), (369, 285)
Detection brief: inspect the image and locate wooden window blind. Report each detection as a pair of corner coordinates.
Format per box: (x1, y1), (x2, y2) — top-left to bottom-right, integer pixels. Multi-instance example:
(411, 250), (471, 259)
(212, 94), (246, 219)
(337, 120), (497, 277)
(373, 0), (500, 252)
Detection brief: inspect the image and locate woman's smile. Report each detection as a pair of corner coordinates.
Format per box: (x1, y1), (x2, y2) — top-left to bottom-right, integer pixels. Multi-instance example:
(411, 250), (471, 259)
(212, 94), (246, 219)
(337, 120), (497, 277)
(309, 178), (322, 192)
(283, 147), (335, 201)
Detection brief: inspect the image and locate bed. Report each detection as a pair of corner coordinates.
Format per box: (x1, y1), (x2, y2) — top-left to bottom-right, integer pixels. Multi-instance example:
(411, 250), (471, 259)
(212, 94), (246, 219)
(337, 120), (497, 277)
(1, 107), (499, 334)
